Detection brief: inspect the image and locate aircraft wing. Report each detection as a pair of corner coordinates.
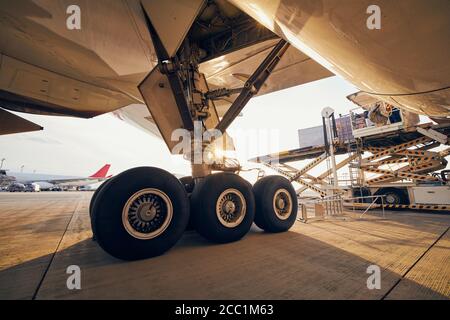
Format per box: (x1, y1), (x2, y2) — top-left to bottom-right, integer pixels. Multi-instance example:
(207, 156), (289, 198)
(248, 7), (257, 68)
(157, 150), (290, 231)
(42, 177), (106, 185)
(42, 176), (111, 187)
(0, 1), (151, 130)
(23, 164), (112, 186)
(0, 1), (333, 139)
(0, 108), (43, 135)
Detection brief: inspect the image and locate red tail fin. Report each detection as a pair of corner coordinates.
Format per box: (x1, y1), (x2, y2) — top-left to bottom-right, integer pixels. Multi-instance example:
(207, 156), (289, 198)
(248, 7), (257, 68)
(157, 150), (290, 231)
(89, 164), (111, 178)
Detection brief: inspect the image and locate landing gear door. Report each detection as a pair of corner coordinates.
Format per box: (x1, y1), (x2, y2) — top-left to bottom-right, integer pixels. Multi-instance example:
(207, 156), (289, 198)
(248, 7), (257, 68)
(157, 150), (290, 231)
(141, 0), (205, 58)
(139, 67), (185, 153)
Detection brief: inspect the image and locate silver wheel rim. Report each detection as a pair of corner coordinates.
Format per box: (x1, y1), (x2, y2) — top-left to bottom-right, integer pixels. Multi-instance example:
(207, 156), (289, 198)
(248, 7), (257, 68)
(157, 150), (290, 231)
(386, 194), (397, 204)
(273, 189), (293, 220)
(122, 188), (173, 240)
(216, 188), (246, 228)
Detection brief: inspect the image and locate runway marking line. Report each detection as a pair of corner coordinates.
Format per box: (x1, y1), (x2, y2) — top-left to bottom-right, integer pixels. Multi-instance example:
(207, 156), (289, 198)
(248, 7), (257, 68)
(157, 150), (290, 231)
(381, 225), (450, 300)
(31, 193), (87, 300)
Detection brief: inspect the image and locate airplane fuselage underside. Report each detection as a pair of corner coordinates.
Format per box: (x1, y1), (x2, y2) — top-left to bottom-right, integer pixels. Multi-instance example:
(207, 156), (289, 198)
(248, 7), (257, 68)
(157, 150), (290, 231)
(1, 1), (448, 133)
(230, 0), (450, 117)
(1, 0), (449, 261)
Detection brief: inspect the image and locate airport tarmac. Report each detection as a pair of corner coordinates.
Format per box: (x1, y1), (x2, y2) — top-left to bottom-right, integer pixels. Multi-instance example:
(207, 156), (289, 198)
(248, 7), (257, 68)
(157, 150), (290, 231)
(0, 191), (448, 300)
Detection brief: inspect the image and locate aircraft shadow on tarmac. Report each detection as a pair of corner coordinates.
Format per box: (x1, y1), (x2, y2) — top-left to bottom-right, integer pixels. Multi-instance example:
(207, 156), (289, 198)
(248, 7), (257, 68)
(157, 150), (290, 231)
(0, 225), (448, 300)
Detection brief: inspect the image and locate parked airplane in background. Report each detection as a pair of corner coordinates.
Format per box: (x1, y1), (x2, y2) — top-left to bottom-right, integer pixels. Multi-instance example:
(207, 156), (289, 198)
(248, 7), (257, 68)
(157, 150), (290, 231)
(0, 169), (15, 189)
(0, 0), (448, 260)
(5, 164), (112, 190)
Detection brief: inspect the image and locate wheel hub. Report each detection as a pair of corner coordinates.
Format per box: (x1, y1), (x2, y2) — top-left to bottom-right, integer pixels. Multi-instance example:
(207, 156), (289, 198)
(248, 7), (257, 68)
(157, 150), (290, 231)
(273, 189), (293, 220)
(276, 198), (286, 210)
(223, 200), (236, 214)
(136, 202), (158, 221)
(122, 188), (173, 240)
(216, 188), (246, 228)
(386, 194), (397, 204)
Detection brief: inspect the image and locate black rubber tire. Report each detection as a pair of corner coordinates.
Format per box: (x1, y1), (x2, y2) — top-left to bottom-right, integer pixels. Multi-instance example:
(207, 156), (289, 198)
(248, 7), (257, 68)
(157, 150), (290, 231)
(179, 176), (195, 230)
(89, 180), (110, 219)
(190, 173), (255, 243)
(253, 175), (298, 233)
(89, 177), (117, 238)
(92, 167), (189, 260)
(376, 187), (408, 205)
(179, 176), (195, 194)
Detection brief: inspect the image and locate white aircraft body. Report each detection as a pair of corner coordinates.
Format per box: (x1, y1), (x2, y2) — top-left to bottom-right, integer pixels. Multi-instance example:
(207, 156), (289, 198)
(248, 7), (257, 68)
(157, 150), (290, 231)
(6, 164), (112, 189)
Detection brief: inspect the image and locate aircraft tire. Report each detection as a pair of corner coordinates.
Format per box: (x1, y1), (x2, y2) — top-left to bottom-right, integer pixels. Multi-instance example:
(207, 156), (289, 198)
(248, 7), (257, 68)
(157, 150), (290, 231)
(92, 167), (189, 260)
(179, 176), (195, 194)
(89, 176), (119, 239)
(381, 189), (402, 205)
(252, 175), (298, 233)
(179, 176), (195, 230)
(190, 173), (255, 243)
(90, 180), (110, 220)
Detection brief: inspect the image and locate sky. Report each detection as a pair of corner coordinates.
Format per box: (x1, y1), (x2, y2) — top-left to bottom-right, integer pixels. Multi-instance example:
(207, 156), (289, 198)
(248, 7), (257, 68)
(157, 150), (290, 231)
(0, 76), (360, 181)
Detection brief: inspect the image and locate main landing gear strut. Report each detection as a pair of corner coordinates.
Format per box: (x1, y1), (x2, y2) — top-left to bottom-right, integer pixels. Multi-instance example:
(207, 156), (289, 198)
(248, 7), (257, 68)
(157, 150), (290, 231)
(89, 7), (298, 260)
